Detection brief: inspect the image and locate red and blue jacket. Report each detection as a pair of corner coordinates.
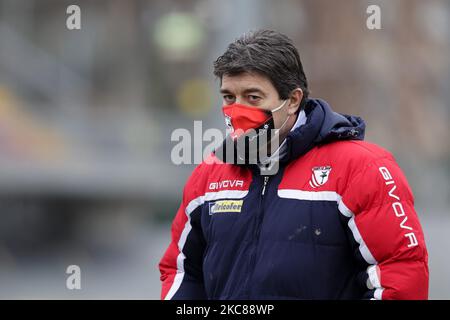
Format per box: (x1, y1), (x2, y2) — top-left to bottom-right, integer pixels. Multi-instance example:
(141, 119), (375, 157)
(159, 98), (429, 300)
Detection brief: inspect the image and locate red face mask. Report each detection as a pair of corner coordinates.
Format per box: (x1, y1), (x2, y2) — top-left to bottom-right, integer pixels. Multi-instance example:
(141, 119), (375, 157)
(222, 101), (288, 139)
(216, 100), (289, 166)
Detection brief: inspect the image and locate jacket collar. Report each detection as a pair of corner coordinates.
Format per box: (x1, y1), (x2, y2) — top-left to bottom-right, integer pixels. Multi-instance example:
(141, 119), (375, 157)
(256, 98), (365, 173)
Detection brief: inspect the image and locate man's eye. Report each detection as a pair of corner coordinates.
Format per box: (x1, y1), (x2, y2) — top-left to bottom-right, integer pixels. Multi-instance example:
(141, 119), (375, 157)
(248, 95), (261, 102)
(223, 95), (235, 103)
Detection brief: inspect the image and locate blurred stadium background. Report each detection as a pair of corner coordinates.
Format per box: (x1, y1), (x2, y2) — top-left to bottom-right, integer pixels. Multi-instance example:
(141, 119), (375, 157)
(0, 0), (448, 299)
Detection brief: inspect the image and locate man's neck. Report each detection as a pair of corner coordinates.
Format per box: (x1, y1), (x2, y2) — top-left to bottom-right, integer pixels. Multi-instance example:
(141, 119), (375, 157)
(265, 110), (307, 158)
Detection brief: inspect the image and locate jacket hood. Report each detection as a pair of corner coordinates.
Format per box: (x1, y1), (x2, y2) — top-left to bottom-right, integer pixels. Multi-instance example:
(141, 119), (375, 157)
(282, 98), (365, 163)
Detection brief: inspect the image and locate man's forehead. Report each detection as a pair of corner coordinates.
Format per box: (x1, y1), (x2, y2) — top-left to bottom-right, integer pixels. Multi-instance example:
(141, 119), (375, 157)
(220, 73), (273, 93)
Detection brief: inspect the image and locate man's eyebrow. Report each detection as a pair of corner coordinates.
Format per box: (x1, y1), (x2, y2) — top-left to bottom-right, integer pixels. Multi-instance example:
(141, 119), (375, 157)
(242, 87), (266, 97)
(220, 87), (267, 96)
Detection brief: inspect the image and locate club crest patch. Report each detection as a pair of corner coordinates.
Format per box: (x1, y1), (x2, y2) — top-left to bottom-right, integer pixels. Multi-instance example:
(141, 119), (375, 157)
(309, 166), (332, 188)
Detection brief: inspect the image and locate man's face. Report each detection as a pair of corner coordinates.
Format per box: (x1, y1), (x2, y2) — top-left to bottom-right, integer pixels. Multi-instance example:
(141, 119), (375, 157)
(220, 72), (289, 131)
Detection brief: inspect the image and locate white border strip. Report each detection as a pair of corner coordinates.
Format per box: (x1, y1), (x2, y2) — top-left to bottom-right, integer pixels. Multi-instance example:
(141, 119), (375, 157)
(347, 217), (377, 265)
(278, 189), (340, 202)
(367, 265), (381, 289)
(338, 200), (377, 265)
(164, 189), (248, 300)
(164, 215), (191, 300)
(374, 288), (384, 300)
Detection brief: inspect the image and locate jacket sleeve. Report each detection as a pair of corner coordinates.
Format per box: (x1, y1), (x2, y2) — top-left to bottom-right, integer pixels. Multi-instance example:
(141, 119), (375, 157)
(159, 167), (207, 300)
(338, 157), (429, 300)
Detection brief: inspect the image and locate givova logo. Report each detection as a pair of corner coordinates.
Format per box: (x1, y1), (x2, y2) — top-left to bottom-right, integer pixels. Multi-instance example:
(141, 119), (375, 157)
(209, 200), (243, 215)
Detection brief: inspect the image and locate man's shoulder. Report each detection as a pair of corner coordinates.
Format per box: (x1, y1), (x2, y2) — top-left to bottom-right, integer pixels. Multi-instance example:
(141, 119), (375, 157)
(311, 140), (406, 192)
(283, 140), (399, 191)
(315, 140), (395, 165)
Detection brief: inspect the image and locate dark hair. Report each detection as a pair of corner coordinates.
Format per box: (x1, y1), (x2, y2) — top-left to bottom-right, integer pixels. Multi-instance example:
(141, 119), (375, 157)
(213, 29), (309, 106)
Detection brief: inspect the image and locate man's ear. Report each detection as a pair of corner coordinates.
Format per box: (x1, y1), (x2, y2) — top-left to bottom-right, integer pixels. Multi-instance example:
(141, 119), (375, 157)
(287, 88), (303, 115)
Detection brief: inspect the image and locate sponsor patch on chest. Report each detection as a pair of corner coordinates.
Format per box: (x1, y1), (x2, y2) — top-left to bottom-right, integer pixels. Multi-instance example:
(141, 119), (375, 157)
(209, 200), (243, 215)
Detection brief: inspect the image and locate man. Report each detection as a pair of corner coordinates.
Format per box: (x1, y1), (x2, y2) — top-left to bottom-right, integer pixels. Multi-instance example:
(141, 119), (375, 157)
(159, 30), (428, 300)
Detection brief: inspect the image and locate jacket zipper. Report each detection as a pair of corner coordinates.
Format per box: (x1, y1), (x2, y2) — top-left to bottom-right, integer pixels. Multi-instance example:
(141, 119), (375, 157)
(261, 176), (269, 196)
(256, 175), (269, 239)
(246, 175), (270, 297)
